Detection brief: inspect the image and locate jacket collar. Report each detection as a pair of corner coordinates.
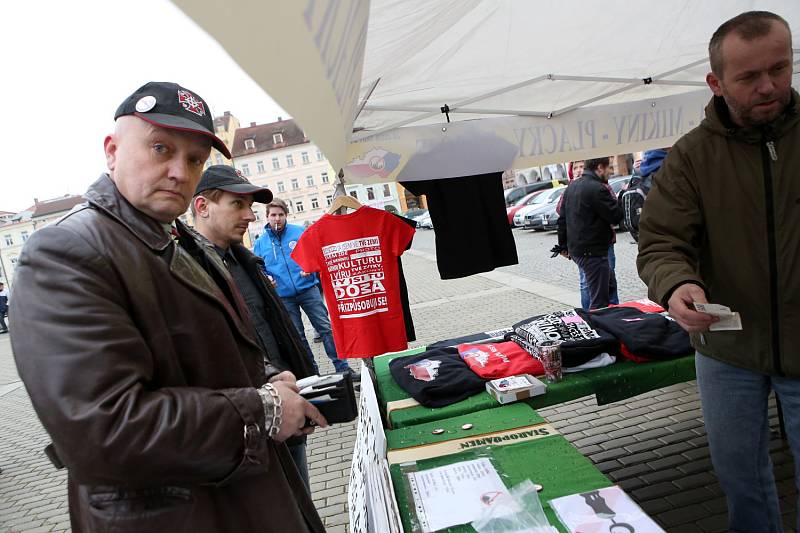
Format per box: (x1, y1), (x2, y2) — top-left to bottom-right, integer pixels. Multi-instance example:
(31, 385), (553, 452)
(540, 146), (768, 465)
(581, 170), (607, 184)
(702, 89), (800, 143)
(84, 174), (173, 251)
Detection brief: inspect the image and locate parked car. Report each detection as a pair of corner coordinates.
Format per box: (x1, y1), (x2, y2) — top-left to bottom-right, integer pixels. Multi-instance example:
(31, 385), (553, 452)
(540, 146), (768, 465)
(503, 179), (566, 207)
(416, 212), (433, 229)
(404, 208), (428, 220)
(513, 186), (565, 227)
(522, 187), (567, 229)
(506, 190), (546, 226)
(526, 201), (561, 231)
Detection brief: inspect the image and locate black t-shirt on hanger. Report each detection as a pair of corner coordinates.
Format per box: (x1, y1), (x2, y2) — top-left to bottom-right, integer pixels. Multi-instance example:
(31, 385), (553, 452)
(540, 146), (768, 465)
(401, 172), (518, 279)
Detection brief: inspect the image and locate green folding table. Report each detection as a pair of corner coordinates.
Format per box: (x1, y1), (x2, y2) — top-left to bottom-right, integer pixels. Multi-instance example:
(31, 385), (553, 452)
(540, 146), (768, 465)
(386, 403), (612, 532)
(375, 347), (696, 428)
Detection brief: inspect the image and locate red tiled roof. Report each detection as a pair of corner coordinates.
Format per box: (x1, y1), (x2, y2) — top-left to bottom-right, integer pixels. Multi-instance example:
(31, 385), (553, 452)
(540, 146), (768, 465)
(31, 195), (85, 218)
(231, 118), (307, 158)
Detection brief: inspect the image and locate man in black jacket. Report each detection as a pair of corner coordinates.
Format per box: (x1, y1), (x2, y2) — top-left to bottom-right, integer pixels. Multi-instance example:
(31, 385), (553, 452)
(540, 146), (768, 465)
(192, 165), (317, 488)
(557, 157), (623, 309)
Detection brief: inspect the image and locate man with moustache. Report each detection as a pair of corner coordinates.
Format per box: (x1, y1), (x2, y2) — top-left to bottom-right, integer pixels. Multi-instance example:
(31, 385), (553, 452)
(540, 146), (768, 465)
(191, 165), (317, 488)
(10, 82), (326, 532)
(637, 12), (800, 532)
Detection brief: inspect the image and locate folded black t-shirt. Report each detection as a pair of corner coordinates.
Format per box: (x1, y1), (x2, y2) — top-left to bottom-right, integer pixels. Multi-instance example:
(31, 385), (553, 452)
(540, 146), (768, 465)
(389, 347), (487, 407)
(586, 307), (691, 360)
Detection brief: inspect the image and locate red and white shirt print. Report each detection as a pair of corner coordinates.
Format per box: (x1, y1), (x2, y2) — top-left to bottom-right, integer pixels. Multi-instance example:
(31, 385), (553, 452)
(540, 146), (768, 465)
(291, 207), (415, 358)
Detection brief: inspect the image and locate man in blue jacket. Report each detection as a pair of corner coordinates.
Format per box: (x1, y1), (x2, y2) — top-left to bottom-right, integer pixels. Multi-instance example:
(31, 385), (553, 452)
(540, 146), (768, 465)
(254, 199), (352, 374)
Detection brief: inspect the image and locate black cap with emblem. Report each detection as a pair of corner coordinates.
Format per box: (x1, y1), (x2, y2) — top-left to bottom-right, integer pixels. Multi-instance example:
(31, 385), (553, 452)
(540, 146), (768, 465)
(114, 81), (232, 159)
(194, 165), (273, 204)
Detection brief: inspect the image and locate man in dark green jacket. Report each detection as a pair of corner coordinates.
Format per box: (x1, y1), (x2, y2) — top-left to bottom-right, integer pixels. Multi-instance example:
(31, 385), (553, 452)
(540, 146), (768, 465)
(637, 11), (799, 533)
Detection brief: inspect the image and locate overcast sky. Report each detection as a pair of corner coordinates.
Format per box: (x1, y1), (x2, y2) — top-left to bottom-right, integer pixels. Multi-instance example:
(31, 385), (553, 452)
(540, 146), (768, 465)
(0, 0), (287, 212)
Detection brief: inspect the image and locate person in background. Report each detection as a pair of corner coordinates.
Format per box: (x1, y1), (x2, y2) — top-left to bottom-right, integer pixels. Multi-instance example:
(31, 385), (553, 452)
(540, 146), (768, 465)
(638, 11), (800, 532)
(254, 199), (354, 376)
(557, 159), (619, 310)
(0, 282), (8, 334)
(557, 157), (623, 309)
(192, 164), (318, 488)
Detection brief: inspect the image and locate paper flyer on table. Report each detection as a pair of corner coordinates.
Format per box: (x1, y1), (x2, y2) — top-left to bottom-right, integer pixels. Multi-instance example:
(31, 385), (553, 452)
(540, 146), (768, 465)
(406, 458), (509, 532)
(550, 486), (665, 533)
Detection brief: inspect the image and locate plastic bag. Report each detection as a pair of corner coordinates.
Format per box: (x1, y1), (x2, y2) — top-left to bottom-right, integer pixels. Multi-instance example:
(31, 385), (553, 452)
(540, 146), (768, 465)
(472, 480), (558, 533)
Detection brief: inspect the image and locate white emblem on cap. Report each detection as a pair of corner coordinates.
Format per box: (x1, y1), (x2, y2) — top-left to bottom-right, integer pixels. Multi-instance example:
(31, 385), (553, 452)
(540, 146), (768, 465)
(135, 95), (157, 113)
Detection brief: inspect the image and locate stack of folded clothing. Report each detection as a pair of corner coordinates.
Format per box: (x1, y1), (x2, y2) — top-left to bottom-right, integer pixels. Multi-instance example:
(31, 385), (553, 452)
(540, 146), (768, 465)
(586, 307), (691, 362)
(456, 341), (544, 379)
(506, 309), (619, 367)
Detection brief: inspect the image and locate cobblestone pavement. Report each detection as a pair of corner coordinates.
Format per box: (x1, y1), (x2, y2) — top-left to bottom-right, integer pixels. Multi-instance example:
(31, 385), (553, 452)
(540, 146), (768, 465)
(1, 228), (796, 532)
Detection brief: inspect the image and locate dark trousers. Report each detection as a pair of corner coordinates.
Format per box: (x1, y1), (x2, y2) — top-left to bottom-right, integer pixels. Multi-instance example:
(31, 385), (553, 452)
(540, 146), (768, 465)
(0, 312), (7, 332)
(574, 254), (617, 310)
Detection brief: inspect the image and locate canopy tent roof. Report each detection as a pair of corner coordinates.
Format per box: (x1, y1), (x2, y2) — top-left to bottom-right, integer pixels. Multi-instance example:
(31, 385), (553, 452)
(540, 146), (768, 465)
(173, 0), (800, 183)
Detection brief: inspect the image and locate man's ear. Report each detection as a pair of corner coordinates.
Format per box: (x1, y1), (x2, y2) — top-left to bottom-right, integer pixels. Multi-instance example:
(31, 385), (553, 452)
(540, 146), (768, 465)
(103, 134), (117, 172)
(193, 196), (210, 218)
(706, 71), (724, 97)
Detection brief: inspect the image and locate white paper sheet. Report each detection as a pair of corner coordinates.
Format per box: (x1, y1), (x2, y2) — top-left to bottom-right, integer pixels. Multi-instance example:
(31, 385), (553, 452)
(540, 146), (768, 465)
(407, 458), (509, 533)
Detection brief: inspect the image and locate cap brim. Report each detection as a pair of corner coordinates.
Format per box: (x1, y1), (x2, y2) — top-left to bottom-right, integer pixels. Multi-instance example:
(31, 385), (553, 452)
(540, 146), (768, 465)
(218, 184), (273, 204)
(134, 112), (232, 159)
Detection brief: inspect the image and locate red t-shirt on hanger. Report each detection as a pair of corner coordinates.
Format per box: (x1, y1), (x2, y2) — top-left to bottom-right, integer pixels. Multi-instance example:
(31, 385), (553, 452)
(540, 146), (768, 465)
(291, 206), (415, 358)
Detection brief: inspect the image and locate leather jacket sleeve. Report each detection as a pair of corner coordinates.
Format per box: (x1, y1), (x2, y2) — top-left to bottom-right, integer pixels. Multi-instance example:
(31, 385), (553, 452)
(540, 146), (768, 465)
(11, 225), (269, 487)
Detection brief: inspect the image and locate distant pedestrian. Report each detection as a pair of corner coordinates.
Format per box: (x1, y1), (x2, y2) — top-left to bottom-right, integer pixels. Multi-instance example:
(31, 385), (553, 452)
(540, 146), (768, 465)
(0, 282), (7, 334)
(557, 157), (623, 309)
(254, 199), (353, 376)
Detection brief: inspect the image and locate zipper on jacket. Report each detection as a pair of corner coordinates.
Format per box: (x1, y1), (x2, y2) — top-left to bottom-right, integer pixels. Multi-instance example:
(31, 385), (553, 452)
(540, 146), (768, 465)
(271, 229), (300, 296)
(761, 137), (782, 375)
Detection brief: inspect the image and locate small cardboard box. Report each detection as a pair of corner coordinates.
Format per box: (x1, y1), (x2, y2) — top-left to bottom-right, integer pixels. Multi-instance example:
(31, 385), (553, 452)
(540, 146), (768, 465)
(486, 374), (547, 404)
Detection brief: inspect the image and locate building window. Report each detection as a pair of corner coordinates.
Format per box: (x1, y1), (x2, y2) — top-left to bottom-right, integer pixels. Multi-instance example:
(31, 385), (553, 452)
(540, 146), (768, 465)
(21, 231), (29, 242)
(321, 172), (329, 184)
(311, 197), (319, 209)
(244, 138), (255, 150)
(301, 151), (310, 164)
(215, 154), (223, 165)
(257, 160), (265, 173)
(306, 175), (314, 187)
(241, 163), (251, 176)
(273, 133), (283, 144)
(383, 184), (392, 197)
(316, 150), (324, 161)
(3, 234), (11, 246)
(272, 157), (280, 170)
(349, 190), (359, 200)
(286, 154), (294, 167)
(277, 181), (285, 193)
(291, 178), (299, 190)
(295, 201), (304, 213)
(326, 195), (333, 206)
(367, 187), (375, 201)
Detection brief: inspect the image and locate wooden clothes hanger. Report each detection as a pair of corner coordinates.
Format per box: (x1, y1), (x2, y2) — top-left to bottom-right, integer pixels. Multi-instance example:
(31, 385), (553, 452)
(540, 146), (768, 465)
(327, 170), (363, 214)
(327, 194), (362, 214)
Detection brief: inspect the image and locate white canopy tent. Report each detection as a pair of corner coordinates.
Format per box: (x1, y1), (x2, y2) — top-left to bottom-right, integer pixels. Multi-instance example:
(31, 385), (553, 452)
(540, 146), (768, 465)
(173, 1), (800, 184)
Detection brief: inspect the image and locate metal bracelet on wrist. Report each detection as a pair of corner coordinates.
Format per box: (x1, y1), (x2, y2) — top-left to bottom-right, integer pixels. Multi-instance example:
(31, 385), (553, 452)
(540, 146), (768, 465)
(260, 383), (282, 438)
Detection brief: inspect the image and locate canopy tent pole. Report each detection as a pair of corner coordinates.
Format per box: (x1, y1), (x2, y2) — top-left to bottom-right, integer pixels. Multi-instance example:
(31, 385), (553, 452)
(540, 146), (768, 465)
(352, 74), (551, 141)
(353, 58), (718, 140)
(352, 77), (381, 124)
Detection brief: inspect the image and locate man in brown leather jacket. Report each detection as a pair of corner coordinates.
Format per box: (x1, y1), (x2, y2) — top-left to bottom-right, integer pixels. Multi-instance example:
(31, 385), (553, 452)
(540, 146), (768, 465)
(10, 82), (327, 532)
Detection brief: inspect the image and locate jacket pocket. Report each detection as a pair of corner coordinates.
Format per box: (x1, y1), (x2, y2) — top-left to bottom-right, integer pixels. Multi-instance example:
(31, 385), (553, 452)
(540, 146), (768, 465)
(86, 485), (194, 532)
